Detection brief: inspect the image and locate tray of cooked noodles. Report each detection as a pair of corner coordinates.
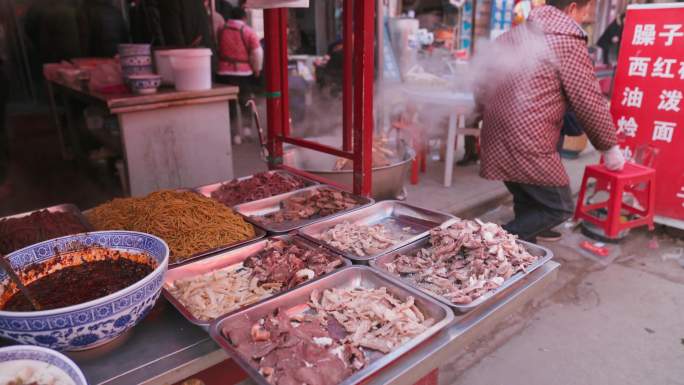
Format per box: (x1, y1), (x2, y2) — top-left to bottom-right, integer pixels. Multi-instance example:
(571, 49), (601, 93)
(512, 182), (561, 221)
(163, 235), (350, 330)
(85, 190), (266, 266)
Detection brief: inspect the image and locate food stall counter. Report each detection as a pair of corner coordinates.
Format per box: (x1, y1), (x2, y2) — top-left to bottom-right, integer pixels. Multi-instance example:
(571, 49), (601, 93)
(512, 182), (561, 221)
(17, 261), (557, 385)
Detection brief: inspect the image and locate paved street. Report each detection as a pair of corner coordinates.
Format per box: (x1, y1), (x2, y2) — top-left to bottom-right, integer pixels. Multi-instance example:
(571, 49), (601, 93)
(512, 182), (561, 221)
(440, 206), (684, 385)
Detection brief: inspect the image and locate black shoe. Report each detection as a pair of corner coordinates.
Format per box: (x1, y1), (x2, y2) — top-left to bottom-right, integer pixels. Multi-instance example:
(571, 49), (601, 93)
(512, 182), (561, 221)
(537, 230), (562, 242)
(456, 156), (479, 166)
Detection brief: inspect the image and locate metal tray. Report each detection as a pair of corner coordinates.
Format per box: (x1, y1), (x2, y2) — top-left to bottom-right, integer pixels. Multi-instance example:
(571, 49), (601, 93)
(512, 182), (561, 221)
(233, 185), (374, 234)
(195, 170), (318, 207)
(369, 237), (554, 314)
(298, 201), (454, 263)
(163, 235), (351, 330)
(209, 266), (454, 385)
(0, 203), (93, 232)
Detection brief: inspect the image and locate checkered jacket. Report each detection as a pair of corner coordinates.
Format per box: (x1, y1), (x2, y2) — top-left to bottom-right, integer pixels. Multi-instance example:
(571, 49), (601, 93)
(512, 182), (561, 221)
(477, 6), (617, 186)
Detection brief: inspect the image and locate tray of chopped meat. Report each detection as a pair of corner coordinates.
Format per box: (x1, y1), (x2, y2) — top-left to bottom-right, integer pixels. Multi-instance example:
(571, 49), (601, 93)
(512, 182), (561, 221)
(196, 170), (318, 208)
(163, 235), (350, 330)
(297, 201), (454, 263)
(0, 204), (93, 255)
(369, 218), (553, 314)
(210, 266), (453, 385)
(234, 185), (374, 234)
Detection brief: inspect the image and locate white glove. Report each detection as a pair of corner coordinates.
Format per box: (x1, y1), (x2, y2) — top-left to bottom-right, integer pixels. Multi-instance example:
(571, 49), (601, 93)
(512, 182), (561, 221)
(603, 145), (626, 171)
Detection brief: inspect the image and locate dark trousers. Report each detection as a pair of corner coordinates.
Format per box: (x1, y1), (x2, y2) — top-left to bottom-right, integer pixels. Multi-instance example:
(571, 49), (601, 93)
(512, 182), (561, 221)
(0, 68), (9, 183)
(503, 182), (574, 242)
(215, 74), (259, 126)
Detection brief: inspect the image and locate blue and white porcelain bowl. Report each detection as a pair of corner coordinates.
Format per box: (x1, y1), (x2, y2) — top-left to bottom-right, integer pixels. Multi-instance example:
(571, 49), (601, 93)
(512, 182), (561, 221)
(128, 74), (162, 95)
(118, 43), (151, 57)
(0, 231), (169, 351)
(121, 64), (154, 77)
(120, 55), (153, 67)
(0, 345), (87, 385)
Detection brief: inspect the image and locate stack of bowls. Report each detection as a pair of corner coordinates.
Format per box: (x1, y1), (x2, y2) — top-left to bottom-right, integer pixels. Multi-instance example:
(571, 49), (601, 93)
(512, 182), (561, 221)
(118, 44), (154, 77)
(118, 44), (162, 94)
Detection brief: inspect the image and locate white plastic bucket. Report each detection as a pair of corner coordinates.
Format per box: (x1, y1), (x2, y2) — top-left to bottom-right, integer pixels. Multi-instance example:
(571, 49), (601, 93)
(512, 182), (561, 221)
(168, 49), (213, 91)
(154, 49), (180, 86)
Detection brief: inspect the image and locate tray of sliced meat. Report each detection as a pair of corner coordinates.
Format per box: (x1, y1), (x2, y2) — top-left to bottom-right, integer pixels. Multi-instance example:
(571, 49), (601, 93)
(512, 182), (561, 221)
(163, 235), (350, 330)
(195, 170), (318, 208)
(298, 201), (454, 263)
(369, 218), (553, 314)
(0, 204), (94, 255)
(210, 266), (453, 385)
(233, 185), (374, 234)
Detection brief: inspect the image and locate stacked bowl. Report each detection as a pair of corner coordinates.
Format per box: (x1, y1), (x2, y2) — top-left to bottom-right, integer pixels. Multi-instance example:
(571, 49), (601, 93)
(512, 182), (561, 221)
(118, 44), (161, 94)
(118, 44), (154, 77)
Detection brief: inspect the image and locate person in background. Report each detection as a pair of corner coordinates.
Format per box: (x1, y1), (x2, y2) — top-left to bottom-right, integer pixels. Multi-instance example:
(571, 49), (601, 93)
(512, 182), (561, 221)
(158, 0), (213, 48)
(215, 7), (263, 109)
(78, 0), (129, 57)
(207, 0), (225, 37)
(596, 13), (626, 66)
(475, 0), (625, 243)
(456, 136), (479, 166)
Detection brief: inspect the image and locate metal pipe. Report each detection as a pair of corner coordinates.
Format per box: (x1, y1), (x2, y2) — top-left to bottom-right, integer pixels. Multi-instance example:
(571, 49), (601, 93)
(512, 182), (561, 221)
(342, 0), (354, 152)
(276, 165), (349, 191)
(279, 8), (291, 138)
(352, 0), (375, 196)
(279, 137), (354, 159)
(263, 9), (284, 168)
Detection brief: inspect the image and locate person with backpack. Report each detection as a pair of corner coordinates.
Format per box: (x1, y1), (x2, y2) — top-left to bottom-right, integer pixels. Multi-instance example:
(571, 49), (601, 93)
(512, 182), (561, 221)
(215, 7), (263, 101)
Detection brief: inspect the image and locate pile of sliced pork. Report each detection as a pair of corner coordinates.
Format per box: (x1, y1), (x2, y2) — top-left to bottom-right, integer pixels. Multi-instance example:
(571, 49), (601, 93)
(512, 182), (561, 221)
(385, 218), (538, 304)
(223, 287), (433, 385)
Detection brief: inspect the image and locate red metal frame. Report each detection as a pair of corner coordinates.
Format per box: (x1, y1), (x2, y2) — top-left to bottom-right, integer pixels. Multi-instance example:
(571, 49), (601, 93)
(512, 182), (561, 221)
(263, 1), (375, 197)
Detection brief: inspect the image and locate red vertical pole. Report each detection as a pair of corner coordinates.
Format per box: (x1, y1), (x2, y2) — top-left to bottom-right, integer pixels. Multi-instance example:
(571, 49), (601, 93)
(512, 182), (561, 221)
(264, 9), (284, 168)
(342, 0), (353, 152)
(352, 0), (375, 196)
(279, 8), (291, 137)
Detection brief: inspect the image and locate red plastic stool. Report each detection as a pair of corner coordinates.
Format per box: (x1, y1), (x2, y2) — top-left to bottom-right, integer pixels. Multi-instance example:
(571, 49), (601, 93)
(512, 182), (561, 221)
(574, 163), (656, 238)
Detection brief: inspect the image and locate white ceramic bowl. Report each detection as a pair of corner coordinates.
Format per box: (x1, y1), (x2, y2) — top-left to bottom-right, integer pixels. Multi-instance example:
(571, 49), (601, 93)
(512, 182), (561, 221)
(0, 345), (87, 385)
(0, 231), (169, 351)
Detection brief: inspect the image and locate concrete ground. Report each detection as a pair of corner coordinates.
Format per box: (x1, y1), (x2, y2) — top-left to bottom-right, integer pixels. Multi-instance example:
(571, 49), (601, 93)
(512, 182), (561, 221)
(438, 205), (684, 385)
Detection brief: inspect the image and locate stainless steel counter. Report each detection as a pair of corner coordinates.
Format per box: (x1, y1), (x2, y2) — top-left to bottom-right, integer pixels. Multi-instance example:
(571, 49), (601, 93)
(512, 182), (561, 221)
(1, 261), (559, 385)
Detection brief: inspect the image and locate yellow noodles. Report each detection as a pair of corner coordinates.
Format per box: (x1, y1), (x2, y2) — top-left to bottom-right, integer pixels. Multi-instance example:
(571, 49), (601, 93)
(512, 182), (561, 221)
(87, 190), (256, 263)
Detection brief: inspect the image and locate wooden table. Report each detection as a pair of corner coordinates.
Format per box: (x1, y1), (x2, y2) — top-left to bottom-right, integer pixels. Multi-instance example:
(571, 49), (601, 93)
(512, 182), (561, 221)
(48, 80), (239, 196)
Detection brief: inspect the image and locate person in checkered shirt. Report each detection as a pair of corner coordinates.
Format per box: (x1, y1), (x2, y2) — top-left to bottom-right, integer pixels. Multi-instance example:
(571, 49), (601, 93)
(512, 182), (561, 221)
(475, 0), (625, 243)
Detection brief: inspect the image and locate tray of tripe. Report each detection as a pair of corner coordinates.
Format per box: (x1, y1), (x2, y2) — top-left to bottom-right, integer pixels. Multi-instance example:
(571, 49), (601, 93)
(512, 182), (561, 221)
(298, 200), (455, 263)
(163, 235), (350, 330)
(369, 217), (553, 314)
(195, 170), (318, 208)
(233, 185), (374, 234)
(209, 265), (453, 385)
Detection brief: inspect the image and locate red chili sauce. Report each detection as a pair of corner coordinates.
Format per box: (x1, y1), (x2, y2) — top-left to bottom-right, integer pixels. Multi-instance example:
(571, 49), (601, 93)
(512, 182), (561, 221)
(2, 258), (154, 312)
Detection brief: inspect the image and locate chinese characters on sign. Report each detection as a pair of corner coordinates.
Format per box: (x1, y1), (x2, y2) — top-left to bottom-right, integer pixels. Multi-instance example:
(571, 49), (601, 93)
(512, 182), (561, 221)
(611, 5), (684, 221)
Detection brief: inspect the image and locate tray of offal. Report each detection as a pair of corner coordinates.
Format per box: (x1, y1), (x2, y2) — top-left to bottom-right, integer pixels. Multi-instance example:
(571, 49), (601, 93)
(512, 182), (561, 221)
(163, 235), (350, 330)
(209, 266), (453, 385)
(196, 170), (318, 208)
(234, 185), (374, 234)
(369, 218), (553, 314)
(0, 203), (93, 255)
(298, 201), (454, 263)
(85, 190), (266, 266)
